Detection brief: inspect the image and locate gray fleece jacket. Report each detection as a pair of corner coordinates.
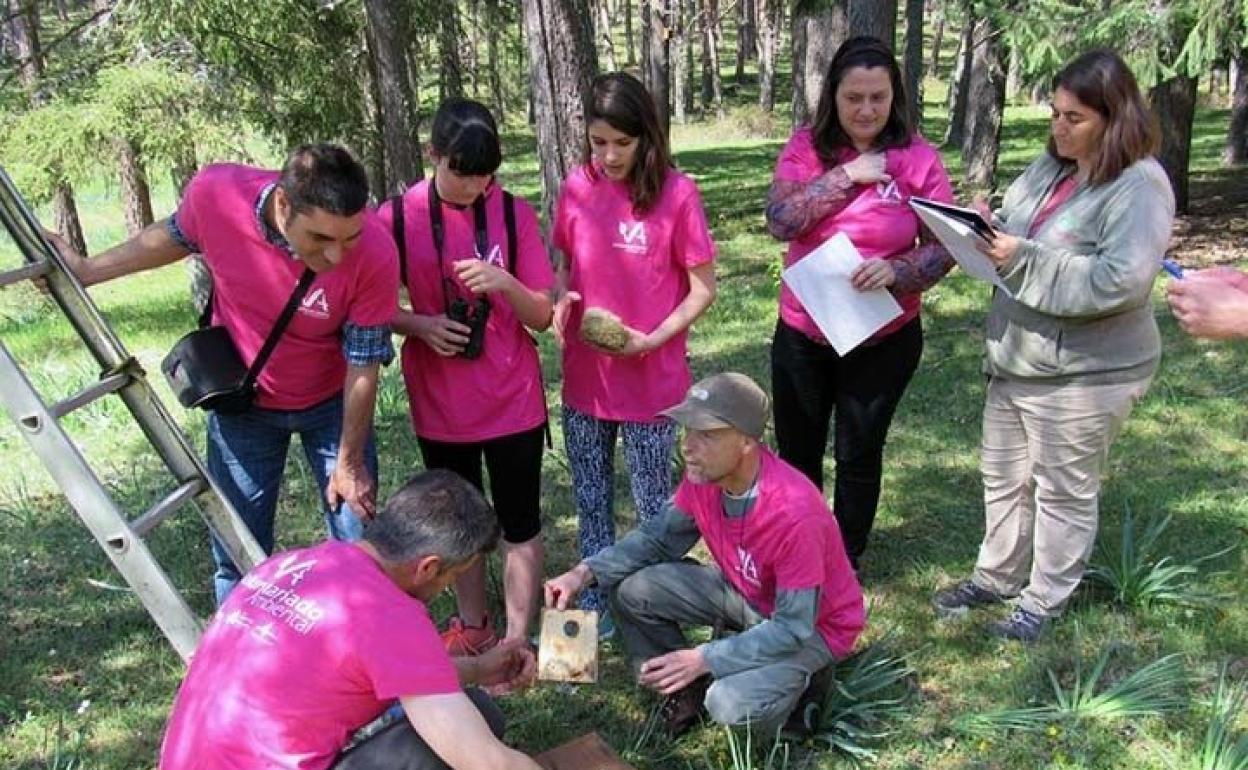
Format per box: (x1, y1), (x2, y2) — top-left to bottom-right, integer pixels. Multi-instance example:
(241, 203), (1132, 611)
(986, 152), (1175, 384)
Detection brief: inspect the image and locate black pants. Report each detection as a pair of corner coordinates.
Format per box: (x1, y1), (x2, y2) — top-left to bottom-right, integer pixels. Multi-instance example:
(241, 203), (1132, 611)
(770, 317), (923, 565)
(417, 423), (546, 543)
(332, 689), (505, 770)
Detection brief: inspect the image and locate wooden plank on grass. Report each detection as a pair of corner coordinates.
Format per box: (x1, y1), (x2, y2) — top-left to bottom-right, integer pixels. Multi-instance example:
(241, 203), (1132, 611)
(533, 732), (636, 770)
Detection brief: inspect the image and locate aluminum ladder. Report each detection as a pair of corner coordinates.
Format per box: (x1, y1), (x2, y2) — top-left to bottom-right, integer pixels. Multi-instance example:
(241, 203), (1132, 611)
(0, 166), (265, 662)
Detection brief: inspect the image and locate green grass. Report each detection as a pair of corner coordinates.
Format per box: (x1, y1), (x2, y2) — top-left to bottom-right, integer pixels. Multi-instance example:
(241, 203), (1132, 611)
(1, 83), (1246, 770)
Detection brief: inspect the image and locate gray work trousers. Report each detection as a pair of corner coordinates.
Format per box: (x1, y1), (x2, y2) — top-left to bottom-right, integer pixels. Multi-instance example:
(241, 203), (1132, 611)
(332, 689), (504, 770)
(609, 561), (834, 736)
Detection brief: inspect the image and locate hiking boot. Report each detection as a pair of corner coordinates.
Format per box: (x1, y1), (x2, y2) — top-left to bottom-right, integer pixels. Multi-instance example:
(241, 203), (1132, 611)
(988, 608), (1047, 643)
(933, 579), (1007, 618)
(659, 675), (711, 737)
(782, 664), (835, 737)
(441, 616), (498, 656)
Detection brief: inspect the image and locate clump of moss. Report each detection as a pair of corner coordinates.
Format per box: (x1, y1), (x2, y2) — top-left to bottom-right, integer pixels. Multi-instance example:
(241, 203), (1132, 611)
(580, 307), (630, 352)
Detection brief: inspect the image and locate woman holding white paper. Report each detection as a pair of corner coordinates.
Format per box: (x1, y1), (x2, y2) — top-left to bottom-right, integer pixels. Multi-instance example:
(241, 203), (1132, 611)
(933, 50), (1173, 643)
(765, 36), (955, 570)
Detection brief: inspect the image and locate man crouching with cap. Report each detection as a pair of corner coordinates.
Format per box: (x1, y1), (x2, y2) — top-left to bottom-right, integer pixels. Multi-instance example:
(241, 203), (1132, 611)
(543, 373), (864, 737)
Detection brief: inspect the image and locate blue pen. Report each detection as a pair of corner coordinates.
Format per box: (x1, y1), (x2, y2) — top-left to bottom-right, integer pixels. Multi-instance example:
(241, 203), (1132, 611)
(1161, 258), (1184, 279)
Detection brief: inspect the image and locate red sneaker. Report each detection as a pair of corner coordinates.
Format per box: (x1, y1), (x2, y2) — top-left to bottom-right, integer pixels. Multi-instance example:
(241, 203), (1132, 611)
(441, 616), (499, 656)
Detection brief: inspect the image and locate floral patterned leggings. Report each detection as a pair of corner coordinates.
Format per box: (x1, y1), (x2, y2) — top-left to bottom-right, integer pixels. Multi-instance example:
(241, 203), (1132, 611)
(561, 405), (677, 611)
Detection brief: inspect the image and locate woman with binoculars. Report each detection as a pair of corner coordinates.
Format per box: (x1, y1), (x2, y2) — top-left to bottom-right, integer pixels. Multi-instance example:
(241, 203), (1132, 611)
(379, 97), (554, 655)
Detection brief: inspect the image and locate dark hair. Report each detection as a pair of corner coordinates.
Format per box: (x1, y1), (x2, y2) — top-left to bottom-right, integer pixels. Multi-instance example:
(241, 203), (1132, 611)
(278, 143), (370, 218)
(584, 72), (672, 214)
(1047, 49), (1160, 185)
(429, 97), (503, 176)
(364, 470), (500, 567)
(811, 36), (912, 167)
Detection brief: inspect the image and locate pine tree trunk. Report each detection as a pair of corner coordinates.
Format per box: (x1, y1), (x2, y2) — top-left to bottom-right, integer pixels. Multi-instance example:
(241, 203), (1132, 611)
(114, 138), (154, 237)
(1225, 48), (1248, 166)
(902, 0), (924, 128)
(1005, 44), (1022, 102)
(624, 0), (636, 64)
(927, 0), (944, 77)
(960, 17), (1004, 194)
(644, 0), (671, 132)
(943, 1), (973, 147)
(440, 0), (464, 99)
(849, 0), (895, 47)
(53, 183), (87, 258)
(11, 0), (41, 90)
(171, 144), (197, 199)
(597, 0), (618, 70)
(700, 0), (724, 118)
(521, 0), (598, 219)
(364, 0), (423, 193)
(487, 0), (506, 120)
(791, 0), (849, 127)
(672, 0), (687, 123)
(756, 0), (781, 111)
(1150, 74), (1196, 214)
(735, 0), (755, 85)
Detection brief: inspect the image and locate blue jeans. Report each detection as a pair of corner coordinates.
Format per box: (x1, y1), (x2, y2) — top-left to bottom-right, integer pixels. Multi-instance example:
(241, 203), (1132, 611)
(207, 396), (378, 604)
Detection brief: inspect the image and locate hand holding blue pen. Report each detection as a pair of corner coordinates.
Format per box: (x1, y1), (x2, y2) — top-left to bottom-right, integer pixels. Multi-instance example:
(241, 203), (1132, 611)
(1161, 258), (1184, 279)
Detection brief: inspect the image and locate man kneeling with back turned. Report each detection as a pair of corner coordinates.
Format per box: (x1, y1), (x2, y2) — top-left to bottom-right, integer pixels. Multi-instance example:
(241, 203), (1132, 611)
(159, 470), (542, 770)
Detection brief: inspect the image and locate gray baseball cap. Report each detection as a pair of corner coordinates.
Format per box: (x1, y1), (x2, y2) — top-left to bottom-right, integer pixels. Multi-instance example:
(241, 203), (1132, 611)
(659, 372), (769, 439)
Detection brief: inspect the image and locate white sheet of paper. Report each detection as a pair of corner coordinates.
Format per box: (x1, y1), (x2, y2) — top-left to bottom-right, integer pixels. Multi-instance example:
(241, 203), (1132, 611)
(782, 232), (903, 356)
(909, 200), (1013, 295)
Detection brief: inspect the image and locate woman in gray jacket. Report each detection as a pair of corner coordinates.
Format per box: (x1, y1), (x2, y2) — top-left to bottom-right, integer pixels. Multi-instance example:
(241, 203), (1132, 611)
(933, 49), (1174, 642)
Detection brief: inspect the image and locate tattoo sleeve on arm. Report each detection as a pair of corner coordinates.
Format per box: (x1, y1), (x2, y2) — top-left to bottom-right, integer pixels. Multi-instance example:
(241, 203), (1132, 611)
(765, 167), (857, 242)
(889, 229), (956, 295)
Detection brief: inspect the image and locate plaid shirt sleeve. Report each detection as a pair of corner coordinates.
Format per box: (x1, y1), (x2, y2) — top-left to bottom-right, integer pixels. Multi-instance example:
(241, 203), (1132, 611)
(166, 214), (200, 253)
(342, 321), (395, 367)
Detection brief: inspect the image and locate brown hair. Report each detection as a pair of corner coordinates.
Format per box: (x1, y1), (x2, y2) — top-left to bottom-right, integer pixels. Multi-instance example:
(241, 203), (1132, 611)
(584, 72), (672, 214)
(1047, 49), (1160, 185)
(811, 36), (913, 168)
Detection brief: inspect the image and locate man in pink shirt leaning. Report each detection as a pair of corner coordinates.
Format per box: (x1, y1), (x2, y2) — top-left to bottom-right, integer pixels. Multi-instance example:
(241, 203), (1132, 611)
(47, 144), (399, 603)
(159, 469), (542, 770)
(544, 372), (865, 737)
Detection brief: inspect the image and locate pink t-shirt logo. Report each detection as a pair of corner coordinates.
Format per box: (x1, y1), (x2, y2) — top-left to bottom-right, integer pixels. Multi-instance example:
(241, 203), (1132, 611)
(273, 553), (319, 586)
(479, 242), (505, 267)
(299, 288), (332, 320)
(736, 546), (762, 587)
(613, 220), (648, 253)
(875, 179), (903, 204)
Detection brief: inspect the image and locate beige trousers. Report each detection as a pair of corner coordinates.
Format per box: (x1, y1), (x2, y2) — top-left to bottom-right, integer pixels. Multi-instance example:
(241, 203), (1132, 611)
(971, 375), (1152, 617)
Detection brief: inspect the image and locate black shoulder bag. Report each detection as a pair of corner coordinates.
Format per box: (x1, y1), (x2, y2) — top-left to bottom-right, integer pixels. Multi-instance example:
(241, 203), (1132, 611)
(162, 268), (317, 414)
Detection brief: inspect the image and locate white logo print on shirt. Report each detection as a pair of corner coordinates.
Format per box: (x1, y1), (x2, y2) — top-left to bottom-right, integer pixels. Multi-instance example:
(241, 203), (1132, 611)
(612, 221), (648, 254)
(299, 288), (331, 320)
(875, 180), (903, 203)
(736, 546), (761, 588)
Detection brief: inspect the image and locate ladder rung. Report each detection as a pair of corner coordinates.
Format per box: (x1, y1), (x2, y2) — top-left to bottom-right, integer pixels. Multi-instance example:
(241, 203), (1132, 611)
(131, 478), (208, 537)
(48, 372), (132, 419)
(0, 261), (50, 288)
(50, 372), (133, 419)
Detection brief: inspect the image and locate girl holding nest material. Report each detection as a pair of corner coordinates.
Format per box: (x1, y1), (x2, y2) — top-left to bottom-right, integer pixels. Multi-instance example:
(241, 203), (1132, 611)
(378, 98), (555, 654)
(552, 72), (718, 621)
(765, 36), (956, 570)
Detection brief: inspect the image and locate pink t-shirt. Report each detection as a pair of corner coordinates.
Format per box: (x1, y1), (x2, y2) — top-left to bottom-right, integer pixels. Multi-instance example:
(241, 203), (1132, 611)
(376, 182), (554, 442)
(177, 164), (398, 410)
(553, 165), (717, 422)
(773, 129), (953, 343)
(1028, 175), (1078, 237)
(673, 448), (865, 658)
(159, 541), (459, 770)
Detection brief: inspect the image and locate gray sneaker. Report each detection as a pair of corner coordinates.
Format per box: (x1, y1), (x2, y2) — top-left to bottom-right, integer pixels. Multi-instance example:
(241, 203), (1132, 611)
(933, 579), (1006, 618)
(988, 608), (1047, 643)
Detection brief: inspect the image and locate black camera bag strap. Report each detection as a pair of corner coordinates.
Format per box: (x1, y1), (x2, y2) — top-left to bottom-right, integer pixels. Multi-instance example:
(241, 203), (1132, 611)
(240, 267), (317, 393)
